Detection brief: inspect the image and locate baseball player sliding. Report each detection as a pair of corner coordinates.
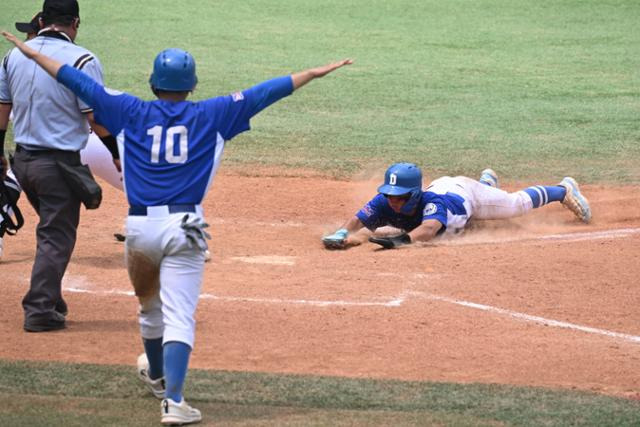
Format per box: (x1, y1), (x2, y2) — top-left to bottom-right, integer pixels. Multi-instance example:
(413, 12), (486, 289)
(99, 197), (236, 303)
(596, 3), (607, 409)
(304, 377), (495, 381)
(323, 162), (591, 249)
(2, 30), (352, 425)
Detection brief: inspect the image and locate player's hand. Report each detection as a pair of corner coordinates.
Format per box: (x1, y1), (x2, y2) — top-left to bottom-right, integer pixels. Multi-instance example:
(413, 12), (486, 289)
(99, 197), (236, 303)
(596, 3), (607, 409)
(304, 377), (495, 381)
(322, 228), (348, 250)
(1, 31), (35, 58)
(312, 59), (353, 78)
(368, 233), (411, 250)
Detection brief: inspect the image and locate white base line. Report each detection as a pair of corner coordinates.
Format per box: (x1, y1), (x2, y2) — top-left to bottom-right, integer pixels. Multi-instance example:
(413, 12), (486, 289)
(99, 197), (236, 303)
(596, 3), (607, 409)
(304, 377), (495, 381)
(415, 292), (640, 344)
(64, 287), (406, 307)
(435, 227), (640, 246)
(64, 287), (640, 344)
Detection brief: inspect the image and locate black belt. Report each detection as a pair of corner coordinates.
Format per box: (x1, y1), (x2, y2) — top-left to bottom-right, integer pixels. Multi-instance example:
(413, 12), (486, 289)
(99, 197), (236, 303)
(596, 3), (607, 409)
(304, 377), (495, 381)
(16, 145), (78, 155)
(128, 204), (196, 216)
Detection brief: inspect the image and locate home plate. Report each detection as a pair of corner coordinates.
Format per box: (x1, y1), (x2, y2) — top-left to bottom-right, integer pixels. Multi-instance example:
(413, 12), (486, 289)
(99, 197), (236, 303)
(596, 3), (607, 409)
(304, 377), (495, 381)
(231, 256), (296, 265)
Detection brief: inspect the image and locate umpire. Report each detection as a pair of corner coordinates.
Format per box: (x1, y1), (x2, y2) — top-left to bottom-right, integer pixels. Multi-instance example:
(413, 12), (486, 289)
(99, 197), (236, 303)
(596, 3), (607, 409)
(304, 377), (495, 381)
(0, 0), (116, 332)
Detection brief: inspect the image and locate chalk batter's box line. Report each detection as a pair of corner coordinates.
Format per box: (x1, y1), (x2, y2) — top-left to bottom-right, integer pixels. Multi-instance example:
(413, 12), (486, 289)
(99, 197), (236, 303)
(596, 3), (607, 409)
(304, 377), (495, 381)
(63, 286), (640, 346)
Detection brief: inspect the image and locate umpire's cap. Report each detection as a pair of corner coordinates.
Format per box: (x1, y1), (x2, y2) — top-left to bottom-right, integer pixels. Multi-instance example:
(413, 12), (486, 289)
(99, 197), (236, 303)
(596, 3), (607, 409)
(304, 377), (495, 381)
(42, 0), (80, 24)
(149, 48), (198, 92)
(15, 12), (43, 34)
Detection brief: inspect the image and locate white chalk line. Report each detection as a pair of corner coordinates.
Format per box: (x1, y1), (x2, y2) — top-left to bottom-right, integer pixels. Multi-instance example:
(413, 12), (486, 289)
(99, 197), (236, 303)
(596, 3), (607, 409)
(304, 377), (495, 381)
(433, 227), (640, 246)
(413, 292), (640, 344)
(63, 287), (406, 307)
(63, 285), (640, 344)
(231, 255), (296, 266)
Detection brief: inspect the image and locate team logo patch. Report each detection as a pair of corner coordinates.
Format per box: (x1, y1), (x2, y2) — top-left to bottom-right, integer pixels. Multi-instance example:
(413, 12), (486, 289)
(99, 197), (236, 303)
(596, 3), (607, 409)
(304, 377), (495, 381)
(423, 203), (437, 216)
(231, 91), (244, 102)
(362, 204), (374, 217)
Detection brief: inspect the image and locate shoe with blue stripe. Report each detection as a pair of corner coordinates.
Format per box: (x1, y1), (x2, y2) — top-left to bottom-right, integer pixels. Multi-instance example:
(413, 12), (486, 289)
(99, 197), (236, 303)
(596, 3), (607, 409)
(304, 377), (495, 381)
(479, 168), (499, 188)
(559, 177), (591, 223)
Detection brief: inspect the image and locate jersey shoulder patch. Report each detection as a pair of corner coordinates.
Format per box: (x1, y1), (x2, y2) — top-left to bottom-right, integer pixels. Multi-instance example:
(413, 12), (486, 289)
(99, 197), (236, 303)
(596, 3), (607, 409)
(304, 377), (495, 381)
(423, 202), (438, 216)
(105, 87), (124, 96)
(231, 91), (244, 102)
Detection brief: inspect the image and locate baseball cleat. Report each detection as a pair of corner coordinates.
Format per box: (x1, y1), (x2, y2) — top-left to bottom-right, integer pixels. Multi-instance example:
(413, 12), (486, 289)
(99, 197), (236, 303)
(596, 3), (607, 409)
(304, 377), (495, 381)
(161, 398), (202, 425)
(559, 177), (591, 223)
(137, 353), (166, 399)
(479, 168), (499, 188)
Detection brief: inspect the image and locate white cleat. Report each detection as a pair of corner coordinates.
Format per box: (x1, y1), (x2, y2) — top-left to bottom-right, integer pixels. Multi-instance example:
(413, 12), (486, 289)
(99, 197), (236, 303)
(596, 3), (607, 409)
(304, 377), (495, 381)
(559, 177), (591, 223)
(161, 398), (202, 425)
(479, 168), (499, 188)
(137, 353), (165, 399)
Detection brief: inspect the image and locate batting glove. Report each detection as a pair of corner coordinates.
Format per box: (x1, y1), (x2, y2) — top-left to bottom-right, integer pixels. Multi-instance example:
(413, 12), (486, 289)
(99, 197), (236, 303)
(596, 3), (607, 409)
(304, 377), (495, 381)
(180, 214), (211, 251)
(368, 233), (411, 249)
(322, 228), (348, 249)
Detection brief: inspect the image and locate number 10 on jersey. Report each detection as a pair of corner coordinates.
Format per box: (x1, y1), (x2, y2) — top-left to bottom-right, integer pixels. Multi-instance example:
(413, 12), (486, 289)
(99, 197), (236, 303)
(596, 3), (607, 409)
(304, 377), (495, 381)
(147, 125), (189, 164)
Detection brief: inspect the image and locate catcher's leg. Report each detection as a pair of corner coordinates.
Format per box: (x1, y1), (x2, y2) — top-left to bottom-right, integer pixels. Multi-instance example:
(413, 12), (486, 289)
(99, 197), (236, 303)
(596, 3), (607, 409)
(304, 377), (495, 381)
(80, 132), (124, 191)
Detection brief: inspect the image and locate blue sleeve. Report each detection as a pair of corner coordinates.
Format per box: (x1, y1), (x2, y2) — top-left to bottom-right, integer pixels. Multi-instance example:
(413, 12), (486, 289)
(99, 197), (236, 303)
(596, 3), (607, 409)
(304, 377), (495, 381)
(57, 64), (99, 107)
(356, 195), (388, 231)
(204, 75), (294, 141)
(57, 64), (140, 135)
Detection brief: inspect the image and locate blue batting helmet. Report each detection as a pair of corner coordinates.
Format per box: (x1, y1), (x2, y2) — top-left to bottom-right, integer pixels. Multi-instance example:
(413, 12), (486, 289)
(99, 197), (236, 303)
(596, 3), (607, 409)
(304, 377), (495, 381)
(149, 48), (198, 92)
(378, 163), (423, 214)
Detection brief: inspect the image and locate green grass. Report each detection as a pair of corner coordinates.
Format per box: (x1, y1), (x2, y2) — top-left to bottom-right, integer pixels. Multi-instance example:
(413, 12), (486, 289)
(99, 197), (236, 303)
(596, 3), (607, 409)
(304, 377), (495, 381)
(2, 0), (639, 181)
(1, 359), (639, 426)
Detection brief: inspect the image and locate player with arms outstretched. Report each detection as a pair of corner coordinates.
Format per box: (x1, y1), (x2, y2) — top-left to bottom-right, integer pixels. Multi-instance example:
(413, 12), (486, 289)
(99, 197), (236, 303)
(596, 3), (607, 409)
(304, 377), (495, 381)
(2, 30), (352, 425)
(323, 162), (591, 250)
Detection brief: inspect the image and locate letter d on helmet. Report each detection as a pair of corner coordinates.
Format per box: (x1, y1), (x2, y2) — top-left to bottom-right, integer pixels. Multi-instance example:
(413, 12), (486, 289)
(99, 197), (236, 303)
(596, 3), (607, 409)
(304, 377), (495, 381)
(149, 48), (198, 92)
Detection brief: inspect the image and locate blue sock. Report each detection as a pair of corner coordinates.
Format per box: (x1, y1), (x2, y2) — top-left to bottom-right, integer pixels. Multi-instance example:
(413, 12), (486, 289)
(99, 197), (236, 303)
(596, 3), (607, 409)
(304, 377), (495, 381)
(142, 337), (164, 380)
(164, 341), (192, 402)
(523, 186), (566, 208)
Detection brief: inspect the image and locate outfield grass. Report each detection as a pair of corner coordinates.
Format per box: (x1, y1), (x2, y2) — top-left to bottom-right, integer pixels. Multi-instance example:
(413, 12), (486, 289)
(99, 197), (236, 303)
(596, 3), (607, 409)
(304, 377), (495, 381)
(1, 359), (639, 426)
(1, 0), (639, 181)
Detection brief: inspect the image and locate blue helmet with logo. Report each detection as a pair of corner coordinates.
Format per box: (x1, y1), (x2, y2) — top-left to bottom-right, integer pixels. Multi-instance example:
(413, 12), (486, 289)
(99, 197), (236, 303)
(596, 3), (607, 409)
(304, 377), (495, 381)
(378, 162), (423, 214)
(149, 48), (198, 92)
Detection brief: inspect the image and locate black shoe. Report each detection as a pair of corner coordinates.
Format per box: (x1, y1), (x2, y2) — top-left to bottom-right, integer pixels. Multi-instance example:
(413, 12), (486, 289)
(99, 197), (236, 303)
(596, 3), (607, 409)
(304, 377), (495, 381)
(24, 311), (66, 332)
(55, 298), (68, 317)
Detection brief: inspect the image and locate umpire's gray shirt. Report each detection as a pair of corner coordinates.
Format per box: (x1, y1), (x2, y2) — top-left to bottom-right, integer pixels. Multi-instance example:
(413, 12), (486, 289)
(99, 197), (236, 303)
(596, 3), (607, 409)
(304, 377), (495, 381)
(0, 30), (104, 151)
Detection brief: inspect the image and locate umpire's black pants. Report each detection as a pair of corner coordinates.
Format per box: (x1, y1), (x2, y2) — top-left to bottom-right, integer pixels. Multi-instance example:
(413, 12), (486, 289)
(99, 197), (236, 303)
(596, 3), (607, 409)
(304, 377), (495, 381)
(12, 147), (81, 323)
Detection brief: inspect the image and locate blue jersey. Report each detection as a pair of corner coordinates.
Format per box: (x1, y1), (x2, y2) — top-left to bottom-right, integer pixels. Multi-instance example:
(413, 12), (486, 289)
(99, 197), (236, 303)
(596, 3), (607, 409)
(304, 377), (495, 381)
(356, 191), (467, 233)
(57, 65), (293, 207)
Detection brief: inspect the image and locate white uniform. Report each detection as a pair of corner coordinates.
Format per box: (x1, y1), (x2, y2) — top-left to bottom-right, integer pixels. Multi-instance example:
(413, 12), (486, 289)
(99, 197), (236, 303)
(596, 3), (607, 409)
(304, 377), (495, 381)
(426, 176), (533, 228)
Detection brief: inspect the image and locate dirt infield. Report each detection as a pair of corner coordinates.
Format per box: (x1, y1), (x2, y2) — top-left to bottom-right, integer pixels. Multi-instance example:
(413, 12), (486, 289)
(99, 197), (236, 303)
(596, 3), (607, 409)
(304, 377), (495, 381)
(1, 172), (639, 399)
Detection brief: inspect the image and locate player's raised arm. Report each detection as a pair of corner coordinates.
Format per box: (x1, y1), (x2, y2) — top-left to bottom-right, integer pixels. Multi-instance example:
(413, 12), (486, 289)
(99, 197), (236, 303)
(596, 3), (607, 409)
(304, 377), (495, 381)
(291, 59), (353, 90)
(1, 31), (63, 79)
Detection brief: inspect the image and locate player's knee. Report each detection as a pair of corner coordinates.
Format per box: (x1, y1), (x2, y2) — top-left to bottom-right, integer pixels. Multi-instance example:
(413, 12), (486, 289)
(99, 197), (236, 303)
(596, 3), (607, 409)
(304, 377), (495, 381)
(514, 191), (534, 214)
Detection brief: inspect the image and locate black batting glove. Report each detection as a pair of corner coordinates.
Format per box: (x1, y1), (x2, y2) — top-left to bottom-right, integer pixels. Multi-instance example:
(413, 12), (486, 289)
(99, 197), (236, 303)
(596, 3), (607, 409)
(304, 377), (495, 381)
(368, 233), (411, 249)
